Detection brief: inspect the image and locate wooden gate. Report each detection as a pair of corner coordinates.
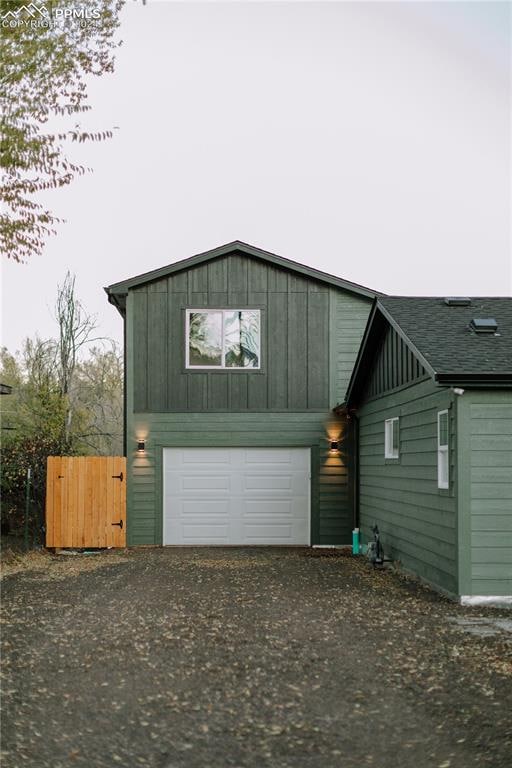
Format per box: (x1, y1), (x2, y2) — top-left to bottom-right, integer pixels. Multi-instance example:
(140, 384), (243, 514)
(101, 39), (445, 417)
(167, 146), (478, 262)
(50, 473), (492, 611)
(46, 457), (126, 548)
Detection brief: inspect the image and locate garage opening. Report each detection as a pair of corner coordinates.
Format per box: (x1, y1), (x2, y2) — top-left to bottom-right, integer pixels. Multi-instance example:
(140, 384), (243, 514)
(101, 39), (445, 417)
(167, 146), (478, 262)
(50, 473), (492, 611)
(163, 448), (310, 545)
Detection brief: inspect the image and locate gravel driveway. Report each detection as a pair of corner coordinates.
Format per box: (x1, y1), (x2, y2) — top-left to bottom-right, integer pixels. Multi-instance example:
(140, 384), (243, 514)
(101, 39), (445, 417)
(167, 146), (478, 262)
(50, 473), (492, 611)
(1, 548), (511, 768)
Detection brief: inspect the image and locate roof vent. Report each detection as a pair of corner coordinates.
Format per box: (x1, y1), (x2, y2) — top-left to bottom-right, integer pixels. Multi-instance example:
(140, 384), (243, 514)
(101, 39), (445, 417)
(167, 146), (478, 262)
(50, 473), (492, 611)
(444, 297), (471, 306)
(470, 318), (498, 334)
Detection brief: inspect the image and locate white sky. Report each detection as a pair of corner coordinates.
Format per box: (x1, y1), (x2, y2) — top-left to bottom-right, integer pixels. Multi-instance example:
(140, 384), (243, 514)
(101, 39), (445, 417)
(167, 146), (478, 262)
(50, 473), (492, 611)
(2, 0), (511, 353)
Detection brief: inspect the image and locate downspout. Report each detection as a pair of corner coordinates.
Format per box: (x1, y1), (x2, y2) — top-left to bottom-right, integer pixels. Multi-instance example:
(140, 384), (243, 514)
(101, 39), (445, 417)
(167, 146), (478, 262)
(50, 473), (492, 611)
(334, 403), (360, 543)
(105, 289), (127, 457)
(352, 412), (360, 532)
(123, 311), (127, 458)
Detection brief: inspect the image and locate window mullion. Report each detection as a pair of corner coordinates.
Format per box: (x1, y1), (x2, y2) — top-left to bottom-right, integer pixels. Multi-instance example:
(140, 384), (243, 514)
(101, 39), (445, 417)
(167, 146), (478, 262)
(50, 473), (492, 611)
(221, 310), (226, 368)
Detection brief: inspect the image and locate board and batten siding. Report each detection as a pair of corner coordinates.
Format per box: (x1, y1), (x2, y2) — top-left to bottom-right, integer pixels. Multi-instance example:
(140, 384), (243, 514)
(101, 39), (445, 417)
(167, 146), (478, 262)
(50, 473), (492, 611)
(125, 253), (372, 546)
(363, 325), (427, 400)
(357, 378), (458, 595)
(132, 254), (370, 412)
(457, 391), (512, 598)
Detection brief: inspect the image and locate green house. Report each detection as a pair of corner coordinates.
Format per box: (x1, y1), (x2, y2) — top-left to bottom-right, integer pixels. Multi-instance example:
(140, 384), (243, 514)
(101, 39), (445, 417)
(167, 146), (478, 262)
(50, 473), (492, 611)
(105, 241), (377, 548)
(345, 297), (512, 605)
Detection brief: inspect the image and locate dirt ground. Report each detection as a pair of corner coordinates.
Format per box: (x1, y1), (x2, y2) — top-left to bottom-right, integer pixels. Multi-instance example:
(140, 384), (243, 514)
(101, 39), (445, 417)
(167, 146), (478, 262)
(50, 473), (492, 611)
(1, 547), (511, 768)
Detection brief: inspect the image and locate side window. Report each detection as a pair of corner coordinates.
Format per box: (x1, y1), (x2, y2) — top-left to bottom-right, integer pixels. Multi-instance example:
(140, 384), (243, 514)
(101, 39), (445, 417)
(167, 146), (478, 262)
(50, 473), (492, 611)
(186, 309), (261, 369)
(384, 417), (399, 459)
(437, 410), (449, 489)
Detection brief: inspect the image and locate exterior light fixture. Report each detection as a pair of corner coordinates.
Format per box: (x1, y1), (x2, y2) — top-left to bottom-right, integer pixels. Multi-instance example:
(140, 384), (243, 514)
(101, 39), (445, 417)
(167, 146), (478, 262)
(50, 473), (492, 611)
(137, 439), (145, 452)
(330, 440), (339, 451)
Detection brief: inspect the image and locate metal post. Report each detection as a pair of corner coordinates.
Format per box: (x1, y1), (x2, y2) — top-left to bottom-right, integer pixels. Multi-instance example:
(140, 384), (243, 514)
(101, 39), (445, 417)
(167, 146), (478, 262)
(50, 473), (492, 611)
(24, 467), (31, 551)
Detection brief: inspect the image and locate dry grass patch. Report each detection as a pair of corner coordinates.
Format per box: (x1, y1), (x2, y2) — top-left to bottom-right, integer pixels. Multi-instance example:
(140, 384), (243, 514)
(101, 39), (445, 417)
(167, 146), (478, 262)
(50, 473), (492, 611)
(0, 547), (131, 581)
(188, 556), (262, 570)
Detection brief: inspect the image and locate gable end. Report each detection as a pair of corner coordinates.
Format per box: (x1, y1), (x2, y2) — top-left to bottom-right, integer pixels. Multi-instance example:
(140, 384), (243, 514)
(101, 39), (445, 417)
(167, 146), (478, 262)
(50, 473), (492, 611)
(362, 324), (428, 401)
(105, 241), (380, 314)
(345, 302), (434, 408)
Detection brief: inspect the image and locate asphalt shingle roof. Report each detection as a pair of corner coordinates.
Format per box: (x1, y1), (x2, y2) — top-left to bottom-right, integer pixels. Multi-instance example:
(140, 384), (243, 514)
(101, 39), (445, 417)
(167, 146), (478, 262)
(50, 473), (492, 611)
(378, 297), (512, 378)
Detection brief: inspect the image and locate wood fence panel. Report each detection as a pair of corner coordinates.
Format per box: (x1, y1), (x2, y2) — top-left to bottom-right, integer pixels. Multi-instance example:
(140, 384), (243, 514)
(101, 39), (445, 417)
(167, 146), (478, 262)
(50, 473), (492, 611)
(111, 457), (126, 548)
(45, 457), (58, 547)
(46, 457), (126, 548)
(97, 458), (107, 547)
(90, 458), (100, 548)
(76, 457), (85, 549)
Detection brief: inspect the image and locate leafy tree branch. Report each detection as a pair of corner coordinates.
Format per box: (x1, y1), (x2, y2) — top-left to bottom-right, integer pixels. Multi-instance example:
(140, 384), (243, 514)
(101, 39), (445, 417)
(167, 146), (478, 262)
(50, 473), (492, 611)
(1, 0), (123, 262)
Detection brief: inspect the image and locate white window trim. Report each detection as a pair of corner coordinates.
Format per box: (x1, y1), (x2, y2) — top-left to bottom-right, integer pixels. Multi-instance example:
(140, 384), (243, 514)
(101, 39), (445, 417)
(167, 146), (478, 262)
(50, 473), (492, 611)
(437, 409), (449, 489)
(185, 309), (261, 370)
(384, 417), (399, 459)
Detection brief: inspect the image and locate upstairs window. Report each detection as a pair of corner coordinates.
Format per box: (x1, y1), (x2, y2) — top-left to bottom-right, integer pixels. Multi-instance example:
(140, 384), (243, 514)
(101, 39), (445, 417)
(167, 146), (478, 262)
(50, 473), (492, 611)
(385, 417), (399, 459)
(437, 410), (449, 489)
(186, 309), (261, 369)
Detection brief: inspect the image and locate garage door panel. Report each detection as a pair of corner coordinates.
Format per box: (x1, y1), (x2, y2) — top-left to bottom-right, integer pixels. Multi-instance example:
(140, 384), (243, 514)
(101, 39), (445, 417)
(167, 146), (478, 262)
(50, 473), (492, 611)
(244, 474), (292, 491)
(182, 524), (229, 541)
(182, 475), (231, 491)
(243, 500), (293, 516)
(164, 477), (231, 497)
(163, 448), (310, 545)
(242, 520), (308, 543)
(182, 450), (231, 465)
(243, 476), (309, 495)
(182, 500), (229, 516)
(244, 449), (294, 464)
(243, 524), (293, 539)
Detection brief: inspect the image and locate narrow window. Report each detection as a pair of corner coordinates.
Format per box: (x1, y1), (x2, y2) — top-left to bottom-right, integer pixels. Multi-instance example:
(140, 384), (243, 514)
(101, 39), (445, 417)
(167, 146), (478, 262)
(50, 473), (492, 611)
(385, 417), (399, 459)
(438, 410), (449, 489)
(186, 309), (261, 369)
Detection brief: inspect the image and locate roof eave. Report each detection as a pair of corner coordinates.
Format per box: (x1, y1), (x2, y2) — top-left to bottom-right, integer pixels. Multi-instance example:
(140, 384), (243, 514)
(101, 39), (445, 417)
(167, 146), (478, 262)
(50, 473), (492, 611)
(104, 286), (126, 317)
(105, 240), (382, 300)
(435, 372), (512, 387)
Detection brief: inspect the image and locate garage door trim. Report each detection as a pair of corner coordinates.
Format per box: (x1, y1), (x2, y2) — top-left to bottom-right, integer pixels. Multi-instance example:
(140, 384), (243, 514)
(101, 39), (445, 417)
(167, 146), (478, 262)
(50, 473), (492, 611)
(162, 447), (311, 546)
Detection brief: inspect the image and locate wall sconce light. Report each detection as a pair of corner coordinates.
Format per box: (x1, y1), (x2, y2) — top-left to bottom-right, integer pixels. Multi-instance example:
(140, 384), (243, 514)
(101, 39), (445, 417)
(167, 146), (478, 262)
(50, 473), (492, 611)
(330, 440), (339, 451)
(137, 439), (145, 453)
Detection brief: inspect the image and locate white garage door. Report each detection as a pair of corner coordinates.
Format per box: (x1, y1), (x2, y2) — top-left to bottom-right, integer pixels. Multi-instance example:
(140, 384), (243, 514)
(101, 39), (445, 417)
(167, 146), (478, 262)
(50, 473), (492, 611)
(163, 448), (310, 545)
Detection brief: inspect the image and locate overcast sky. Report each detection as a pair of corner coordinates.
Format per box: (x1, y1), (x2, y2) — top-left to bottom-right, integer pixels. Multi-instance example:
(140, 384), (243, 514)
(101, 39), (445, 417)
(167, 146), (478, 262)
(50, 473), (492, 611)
(2, 0), (511, 353)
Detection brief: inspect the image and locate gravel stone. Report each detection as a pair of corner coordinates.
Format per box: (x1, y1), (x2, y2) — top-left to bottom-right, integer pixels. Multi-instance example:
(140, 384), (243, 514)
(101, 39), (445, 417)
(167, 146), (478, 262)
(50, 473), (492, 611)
(1, 547), (511, 767)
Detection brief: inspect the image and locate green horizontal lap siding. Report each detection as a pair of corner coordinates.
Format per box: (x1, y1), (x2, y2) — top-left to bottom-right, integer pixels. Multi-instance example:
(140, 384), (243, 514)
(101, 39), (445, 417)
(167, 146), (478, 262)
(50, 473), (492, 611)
(130, 254), (373, 413)
(458, 392), (512, 597)
(358, 378), (458, 595)
(126, 412), (351, 546)
(330, 290), (371, 404)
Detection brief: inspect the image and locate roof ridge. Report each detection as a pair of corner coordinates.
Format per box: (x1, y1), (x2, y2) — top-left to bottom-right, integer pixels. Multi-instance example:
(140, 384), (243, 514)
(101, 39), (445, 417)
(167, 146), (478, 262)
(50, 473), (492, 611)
(105, 240), (382, 302)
